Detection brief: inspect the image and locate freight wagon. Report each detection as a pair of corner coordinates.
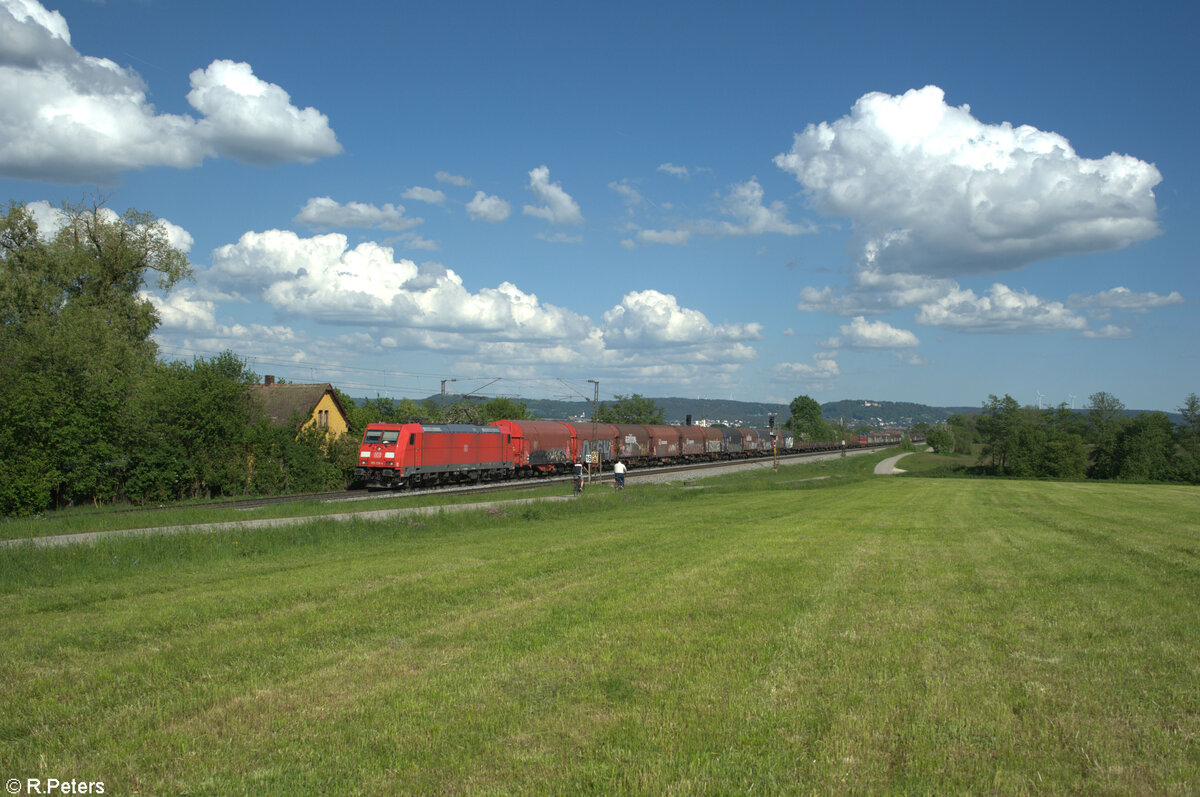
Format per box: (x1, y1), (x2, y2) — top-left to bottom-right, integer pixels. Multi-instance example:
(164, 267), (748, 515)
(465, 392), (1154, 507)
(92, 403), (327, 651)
(355, 418), (893, 490)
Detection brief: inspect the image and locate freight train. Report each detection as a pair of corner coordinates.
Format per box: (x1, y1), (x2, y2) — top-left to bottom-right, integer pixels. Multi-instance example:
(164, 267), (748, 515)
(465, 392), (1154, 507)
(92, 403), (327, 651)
(355, 419), (905, 490)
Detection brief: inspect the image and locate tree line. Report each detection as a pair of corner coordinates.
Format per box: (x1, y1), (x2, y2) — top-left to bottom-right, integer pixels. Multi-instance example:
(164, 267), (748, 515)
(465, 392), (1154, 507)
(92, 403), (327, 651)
(922, 392), (1199, 483)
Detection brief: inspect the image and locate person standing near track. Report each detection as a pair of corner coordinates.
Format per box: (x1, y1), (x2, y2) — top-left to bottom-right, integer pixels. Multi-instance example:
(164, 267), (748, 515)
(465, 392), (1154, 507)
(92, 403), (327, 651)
(613, 459), (626, 490)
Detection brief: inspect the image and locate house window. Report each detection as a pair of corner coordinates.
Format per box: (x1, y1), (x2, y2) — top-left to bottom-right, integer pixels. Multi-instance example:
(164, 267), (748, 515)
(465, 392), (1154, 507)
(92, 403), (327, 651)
(318, 409), (329, 429)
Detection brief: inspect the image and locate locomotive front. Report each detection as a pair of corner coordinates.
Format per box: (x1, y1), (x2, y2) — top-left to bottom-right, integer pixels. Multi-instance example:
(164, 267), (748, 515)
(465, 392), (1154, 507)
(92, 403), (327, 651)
(357, 422), (409, 489)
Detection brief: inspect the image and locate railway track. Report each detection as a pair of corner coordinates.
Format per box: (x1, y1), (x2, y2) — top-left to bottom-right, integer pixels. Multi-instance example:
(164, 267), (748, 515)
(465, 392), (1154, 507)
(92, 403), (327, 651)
(4, 447), (894, 550)
(212, 445), (892, 509)
(42, 445), (895, 519)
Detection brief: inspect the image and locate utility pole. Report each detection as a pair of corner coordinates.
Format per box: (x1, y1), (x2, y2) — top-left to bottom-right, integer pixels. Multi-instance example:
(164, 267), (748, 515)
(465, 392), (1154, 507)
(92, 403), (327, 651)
(769, 413), (778, 470)
(587, 379), (599, 482)
(442, 377), (501, 420)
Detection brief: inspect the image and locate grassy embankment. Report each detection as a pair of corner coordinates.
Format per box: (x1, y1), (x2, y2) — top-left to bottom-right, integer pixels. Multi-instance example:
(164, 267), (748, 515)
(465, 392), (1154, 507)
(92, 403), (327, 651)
(2, 453), (1197, 794)
(0, 480), (573, 543)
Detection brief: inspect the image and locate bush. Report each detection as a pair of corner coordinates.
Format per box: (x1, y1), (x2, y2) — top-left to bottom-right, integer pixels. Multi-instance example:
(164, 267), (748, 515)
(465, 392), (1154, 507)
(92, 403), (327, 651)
(926, 427), (954, 454)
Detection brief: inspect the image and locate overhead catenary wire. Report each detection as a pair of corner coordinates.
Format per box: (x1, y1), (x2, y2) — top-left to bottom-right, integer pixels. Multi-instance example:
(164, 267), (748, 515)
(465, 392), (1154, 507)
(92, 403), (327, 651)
(154, 343), (604, 401)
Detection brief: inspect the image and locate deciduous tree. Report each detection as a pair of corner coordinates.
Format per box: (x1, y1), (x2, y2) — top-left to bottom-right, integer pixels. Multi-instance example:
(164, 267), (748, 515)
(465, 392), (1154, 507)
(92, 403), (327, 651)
(125, 351), (258, 502)
(0, 200), (191, 514)
(1176, 393), (1200, 482)
(976, 394), (1022, 472)
(946, 413), (977, 455)
(595, 394), (664, 424)
(786, 395), (833, 440)
(925, 426), (954, 454)
(1086, 391), (1128, 479)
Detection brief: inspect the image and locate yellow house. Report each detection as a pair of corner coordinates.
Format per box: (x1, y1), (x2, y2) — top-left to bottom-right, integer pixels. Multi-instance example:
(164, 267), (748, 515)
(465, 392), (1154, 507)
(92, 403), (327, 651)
(251, 376), (351, 436)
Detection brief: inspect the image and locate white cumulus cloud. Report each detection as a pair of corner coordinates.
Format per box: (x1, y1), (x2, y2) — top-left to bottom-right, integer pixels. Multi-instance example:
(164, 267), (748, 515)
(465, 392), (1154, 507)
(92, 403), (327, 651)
(397, 232), (438, 252)
(0, 1), (339, 182)
(209, 229), (593, 341)
(294, 197), (421, 231)
(609, 179), (643, 207)
(435, 171), (471, 186)
(157, 218), (195, 254)
(187, 59), (340, 166)
(1068, 286), (1184, 311)
(601, 289), (762, 350)
(522, 165), (584, 225)
(709, 178), (812, 236)
(143, 287), (215, 331)
(775, 85), (1161, 277)
(466, 191), (511, 223)
(638, 228), (691, 246)
(915, 283), (1087, 332)
(1081, 324), (1132, 339)
(22, 199), (67, 238)
(798, 270), (959, 316)
(635, 179), (809, 246)
(402, 186), (446, 204)
(826, 316), (920, 349)
(775, 354), (840, 385)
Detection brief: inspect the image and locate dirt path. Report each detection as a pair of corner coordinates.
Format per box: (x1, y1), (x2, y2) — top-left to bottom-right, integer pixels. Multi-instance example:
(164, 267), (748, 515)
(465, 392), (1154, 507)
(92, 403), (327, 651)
(874, 452), (913, 475)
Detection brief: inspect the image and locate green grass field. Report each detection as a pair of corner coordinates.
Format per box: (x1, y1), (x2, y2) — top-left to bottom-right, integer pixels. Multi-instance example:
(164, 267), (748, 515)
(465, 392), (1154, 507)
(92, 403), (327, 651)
(0, 482), (575, 543)
(2, 455), (1198, 794)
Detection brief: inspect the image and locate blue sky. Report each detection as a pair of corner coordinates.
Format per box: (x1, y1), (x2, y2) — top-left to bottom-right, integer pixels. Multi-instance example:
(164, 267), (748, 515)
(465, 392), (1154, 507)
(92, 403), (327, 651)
(2, 0), (1196, 412)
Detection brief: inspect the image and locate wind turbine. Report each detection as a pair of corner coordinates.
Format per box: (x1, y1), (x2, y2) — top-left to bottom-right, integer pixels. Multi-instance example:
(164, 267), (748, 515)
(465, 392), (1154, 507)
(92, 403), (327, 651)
(1035, 390), (1045, 410)
(1067, 393), (1077, 410)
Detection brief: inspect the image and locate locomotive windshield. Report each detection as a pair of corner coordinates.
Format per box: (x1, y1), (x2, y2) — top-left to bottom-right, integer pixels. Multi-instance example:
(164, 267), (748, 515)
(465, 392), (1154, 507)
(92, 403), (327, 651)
(364, 429), (401, 444)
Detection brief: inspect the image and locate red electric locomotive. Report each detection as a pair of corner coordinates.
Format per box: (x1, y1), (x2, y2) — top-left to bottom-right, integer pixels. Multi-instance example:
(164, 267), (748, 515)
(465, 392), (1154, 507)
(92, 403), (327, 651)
(357, 422), (512, 489)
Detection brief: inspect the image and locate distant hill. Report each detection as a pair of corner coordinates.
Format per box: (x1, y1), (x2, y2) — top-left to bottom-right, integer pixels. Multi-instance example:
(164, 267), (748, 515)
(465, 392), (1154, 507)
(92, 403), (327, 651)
(388, 394), (1181, 428)
(520, 396), (789, 427)
(820, 399), (959, 428)
(819, 399), (1183, 427)
(433, 395), (938, 428)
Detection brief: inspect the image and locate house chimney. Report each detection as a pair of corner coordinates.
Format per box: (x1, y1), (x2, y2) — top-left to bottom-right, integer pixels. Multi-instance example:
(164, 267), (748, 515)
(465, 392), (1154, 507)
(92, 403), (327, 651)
(265, 375), (275, 386)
